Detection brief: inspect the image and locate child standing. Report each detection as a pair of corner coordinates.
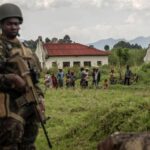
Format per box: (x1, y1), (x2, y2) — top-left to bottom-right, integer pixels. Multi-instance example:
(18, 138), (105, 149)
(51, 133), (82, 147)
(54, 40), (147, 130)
(103, 79), (109, 89)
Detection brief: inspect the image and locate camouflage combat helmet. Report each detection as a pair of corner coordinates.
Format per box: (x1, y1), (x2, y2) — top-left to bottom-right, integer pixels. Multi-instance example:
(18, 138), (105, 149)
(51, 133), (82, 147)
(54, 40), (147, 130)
(0, 3), (23, 23)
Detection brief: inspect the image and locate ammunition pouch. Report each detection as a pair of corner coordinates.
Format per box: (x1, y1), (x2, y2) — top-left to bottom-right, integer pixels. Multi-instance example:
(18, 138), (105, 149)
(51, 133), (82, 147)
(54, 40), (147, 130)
(15, 94), (45, 122)
(0, 92), (25, 124)
(15, 95), (34, 119)
(15, 95), (28, 108)
(0, 92), (9, 118)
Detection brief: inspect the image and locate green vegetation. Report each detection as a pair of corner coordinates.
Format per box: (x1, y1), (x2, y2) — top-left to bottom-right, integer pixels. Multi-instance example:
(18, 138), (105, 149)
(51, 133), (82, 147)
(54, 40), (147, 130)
(36, 84), (150, 150)
(108, 40), (146, 67)
(109, 48), (146, 66)
(36, 43), (150, 149)
(113, 41), (142, 49)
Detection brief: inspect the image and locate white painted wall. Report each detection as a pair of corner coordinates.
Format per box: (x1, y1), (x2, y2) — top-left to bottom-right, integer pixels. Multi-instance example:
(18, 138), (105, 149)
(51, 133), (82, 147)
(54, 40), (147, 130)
(45, 56), (108, 69)
(144, 45), (150, 62)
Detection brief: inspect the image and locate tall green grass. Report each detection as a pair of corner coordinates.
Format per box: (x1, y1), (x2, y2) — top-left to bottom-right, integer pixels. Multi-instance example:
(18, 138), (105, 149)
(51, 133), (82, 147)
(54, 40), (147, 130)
(36, 84), (150, 150)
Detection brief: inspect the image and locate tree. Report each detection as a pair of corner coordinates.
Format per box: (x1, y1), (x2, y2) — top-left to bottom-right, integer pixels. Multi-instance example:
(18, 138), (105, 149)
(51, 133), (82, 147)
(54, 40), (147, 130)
(51, 37), (58, 43)
(58, 39), (64, 43)
(63, 35), (72, 43)
(113, 41), (142, 49)
(38, 36), (43, 41)
(89, 45), (94, 48)
(113, 48), (129, 80)
(45, 37), (51, 43)
(113, 41), (130, 49)
(104, 45), (110, 51)
(132, 43), (142, 49)
(116, 48), (124, 80)
(24, 40), (37, 51)
(122, 48), (129, 64)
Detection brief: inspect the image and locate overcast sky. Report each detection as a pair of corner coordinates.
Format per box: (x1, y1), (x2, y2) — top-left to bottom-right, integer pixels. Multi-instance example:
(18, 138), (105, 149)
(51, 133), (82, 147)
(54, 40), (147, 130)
(1, 0), (150, 44)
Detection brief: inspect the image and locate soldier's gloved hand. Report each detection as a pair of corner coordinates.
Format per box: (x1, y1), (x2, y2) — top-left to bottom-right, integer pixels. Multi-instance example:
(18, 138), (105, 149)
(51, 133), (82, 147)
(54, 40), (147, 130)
(5, 73), (26, 91)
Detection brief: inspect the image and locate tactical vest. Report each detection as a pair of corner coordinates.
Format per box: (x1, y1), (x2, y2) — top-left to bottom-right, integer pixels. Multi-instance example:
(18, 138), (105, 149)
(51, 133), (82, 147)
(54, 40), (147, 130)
(0, 35), (41, 123)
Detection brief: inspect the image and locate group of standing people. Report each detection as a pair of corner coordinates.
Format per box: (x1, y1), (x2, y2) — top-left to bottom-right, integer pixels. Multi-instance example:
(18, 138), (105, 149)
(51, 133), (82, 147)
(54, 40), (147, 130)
(45, 66), (102, 90)
(66, 70), (76, 88)
(44, 66), (110, 90)
(44, 68), (76, 89)
(45, 65), (136, 90)
(110, 65), (136, 86)
(80, 67), (101, 88)
(45, 67), (102, 90)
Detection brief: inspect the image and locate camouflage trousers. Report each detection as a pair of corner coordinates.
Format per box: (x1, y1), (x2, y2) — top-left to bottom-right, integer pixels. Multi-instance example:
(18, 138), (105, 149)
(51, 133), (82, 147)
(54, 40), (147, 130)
(0, 117), (38, 150)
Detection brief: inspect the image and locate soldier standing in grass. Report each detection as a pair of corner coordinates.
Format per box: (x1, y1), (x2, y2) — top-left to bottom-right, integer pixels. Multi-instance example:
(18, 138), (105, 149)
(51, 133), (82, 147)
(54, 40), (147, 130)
(0, 3), (45, 150)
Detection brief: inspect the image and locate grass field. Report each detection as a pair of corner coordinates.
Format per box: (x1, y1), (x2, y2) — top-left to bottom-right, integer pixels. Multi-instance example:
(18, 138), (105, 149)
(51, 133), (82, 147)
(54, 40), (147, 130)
(36, 84), (150, 150)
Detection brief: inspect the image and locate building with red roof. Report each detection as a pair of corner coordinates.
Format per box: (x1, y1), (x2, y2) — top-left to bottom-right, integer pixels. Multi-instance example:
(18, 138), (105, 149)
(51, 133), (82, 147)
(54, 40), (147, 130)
(42, 42), (110, 68)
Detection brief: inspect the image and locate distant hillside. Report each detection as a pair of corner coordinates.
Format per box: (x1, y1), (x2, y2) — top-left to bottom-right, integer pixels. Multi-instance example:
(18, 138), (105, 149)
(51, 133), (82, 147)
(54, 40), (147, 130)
(129, 36), (150, 48)
(89, 36), (150, 50)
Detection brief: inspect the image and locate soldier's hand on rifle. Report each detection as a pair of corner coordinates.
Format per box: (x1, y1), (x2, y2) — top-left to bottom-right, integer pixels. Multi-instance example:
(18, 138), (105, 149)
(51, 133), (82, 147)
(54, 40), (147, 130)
(5, 73), (26, 91)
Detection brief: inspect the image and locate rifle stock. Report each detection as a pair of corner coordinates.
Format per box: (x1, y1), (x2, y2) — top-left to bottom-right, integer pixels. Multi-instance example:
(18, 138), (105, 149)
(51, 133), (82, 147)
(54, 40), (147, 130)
(8, 53), (52, 149)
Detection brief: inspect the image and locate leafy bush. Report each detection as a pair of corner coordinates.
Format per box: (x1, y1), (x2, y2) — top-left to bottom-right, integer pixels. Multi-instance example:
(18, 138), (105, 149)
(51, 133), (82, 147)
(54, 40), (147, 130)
(137, 63), (150, 84)
(109, 48), (146, 66)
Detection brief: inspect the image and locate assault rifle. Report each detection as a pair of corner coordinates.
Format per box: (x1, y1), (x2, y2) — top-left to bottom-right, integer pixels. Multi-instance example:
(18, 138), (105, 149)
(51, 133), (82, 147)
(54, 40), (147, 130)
(7, 53), (52, 149)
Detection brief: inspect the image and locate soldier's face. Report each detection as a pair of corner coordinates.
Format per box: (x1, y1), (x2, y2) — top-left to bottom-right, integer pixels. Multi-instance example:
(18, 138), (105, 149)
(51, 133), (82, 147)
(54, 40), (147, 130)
(1, 17), (20, 39)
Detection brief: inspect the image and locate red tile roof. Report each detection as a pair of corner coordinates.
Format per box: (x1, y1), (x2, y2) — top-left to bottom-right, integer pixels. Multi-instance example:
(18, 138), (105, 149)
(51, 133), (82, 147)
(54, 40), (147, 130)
(43, 43), (110, 57)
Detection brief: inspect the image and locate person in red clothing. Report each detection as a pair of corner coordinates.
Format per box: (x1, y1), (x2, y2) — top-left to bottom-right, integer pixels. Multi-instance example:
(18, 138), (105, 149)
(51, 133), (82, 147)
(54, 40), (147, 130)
(51, 73), (58, 89)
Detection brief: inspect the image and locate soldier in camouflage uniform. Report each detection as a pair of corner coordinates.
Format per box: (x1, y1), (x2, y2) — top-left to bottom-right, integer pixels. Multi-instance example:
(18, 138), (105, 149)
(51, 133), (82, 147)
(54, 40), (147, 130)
(0, 3), (45, 150)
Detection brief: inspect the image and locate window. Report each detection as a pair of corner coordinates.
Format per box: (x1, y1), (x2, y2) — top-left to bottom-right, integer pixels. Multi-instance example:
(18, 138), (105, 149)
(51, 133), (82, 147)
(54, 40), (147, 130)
(52, 62), (57, 67)
(63, 62), (70, 67)
(97, 61), (102, 66)
(73, 61), (80, 67)
(84, 61), (91, 67)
